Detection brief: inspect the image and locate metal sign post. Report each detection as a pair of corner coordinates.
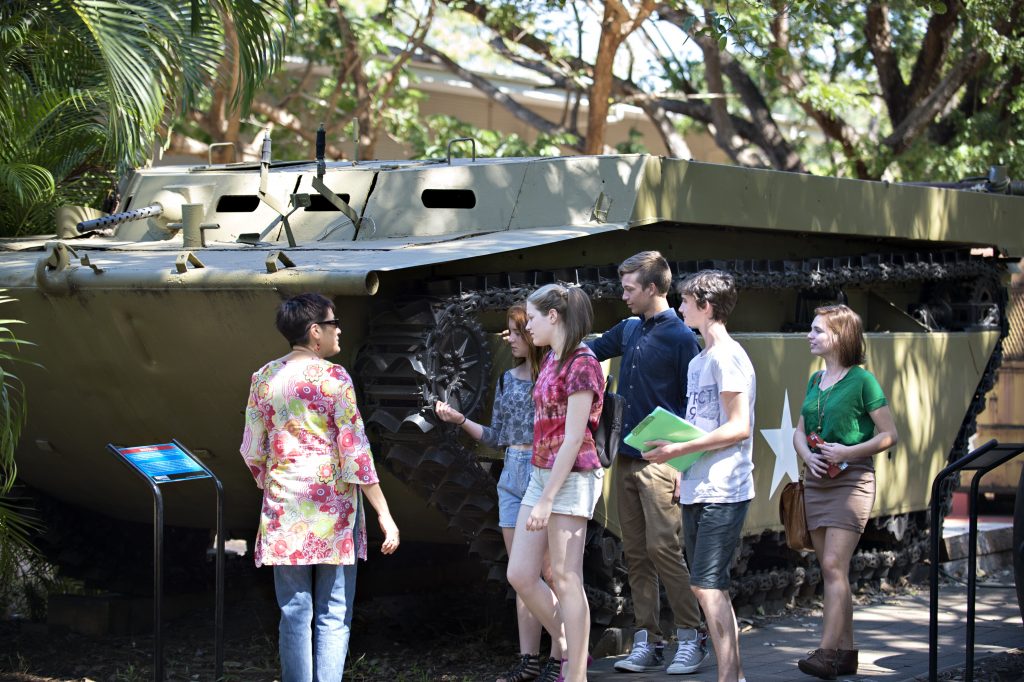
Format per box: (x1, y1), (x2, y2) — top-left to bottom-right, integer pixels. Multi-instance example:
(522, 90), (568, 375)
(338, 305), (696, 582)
(107, 440), (225, 682)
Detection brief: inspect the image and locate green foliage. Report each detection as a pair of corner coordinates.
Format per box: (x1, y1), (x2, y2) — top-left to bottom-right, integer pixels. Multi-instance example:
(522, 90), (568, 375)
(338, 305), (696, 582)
(0, 291), (43, 619)
(0, 498), (53, 621)
(896, 111), (1024, 182)
(0, 0), (293, 236)
(406, 115), (577, 159)
(615, 127), (649, 154)
(245, 0), (433, 161)
(655, 0), (1024, 179)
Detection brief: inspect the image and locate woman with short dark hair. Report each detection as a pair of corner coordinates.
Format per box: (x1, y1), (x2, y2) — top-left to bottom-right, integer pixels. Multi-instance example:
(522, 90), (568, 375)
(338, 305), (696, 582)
(241, 292), (400, 682)
(793, 304), (898, 679)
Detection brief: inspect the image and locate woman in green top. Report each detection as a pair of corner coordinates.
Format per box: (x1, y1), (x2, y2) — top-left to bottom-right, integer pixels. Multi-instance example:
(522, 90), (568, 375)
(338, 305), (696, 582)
(793, 304), (898, 680)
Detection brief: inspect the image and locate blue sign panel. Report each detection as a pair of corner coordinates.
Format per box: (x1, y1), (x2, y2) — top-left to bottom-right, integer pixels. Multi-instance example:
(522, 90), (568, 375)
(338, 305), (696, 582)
(113, 443), (210, 483)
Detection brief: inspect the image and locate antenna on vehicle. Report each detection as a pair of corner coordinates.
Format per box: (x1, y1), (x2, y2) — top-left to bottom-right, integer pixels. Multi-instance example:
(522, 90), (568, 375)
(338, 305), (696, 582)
(353, 119), (359, 165)
(309, 123), (363, 235)
(256, 129), (298, 248)
(316, 123), (326, 180)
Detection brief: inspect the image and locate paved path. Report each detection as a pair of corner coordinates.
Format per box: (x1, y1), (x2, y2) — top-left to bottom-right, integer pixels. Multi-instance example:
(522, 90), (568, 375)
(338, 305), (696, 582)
(588, 583), (1022, 681)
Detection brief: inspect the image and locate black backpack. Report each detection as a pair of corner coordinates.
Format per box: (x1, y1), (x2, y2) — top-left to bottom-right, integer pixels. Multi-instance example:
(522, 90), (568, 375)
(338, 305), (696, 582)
(565, 352), (625, 467)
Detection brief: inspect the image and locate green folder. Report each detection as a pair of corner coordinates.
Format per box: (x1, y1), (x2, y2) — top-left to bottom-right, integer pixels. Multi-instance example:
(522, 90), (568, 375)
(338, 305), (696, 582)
(624, 406), (709, 472)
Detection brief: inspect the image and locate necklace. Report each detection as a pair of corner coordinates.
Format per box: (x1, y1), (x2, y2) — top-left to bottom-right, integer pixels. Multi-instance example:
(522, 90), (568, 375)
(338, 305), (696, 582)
(815, 367), (849, 433)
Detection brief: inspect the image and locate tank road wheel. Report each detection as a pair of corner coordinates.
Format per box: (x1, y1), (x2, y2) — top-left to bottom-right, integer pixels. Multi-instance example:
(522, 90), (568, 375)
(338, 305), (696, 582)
(968, 274), (1005, 329)
(355, 300), (492, 433)
(354, 301), (505, 570)
(425, 302), (492, 418)
(583, 522), (627, 626)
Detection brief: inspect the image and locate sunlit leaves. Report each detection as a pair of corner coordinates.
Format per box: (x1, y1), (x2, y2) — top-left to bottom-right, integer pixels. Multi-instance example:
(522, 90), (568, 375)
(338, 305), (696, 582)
(0, 0), (294, 235)
(407, 114), (576, 158)
(797, 71), (871, 118)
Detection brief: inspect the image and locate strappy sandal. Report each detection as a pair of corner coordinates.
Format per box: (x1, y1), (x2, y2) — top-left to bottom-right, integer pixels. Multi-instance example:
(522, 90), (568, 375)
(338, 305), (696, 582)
(496, 653), (541, 682)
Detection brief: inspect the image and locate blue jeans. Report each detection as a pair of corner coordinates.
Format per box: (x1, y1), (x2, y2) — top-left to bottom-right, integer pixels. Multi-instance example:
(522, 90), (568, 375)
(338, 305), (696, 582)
(496, 445), (532, 528)
(274, 562), (358, 682)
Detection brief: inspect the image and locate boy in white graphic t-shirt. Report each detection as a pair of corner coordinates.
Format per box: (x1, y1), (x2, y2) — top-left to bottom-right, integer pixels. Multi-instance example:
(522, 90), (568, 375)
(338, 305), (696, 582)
(642, 270), (755, 682)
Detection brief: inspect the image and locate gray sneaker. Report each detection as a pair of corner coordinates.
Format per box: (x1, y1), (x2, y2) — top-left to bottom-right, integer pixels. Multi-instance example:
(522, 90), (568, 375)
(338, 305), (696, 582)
(666, 627), (709, 674)
(614, 630), (664, 672)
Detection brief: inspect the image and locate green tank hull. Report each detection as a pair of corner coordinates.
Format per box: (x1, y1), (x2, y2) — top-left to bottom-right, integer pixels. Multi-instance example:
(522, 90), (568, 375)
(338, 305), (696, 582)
(2, 152), (1021, 615)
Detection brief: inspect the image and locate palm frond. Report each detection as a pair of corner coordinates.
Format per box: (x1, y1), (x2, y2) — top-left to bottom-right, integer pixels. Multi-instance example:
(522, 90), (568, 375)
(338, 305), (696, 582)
(0, 163), (55, 207)
(0, 292), (31, 496)
(0, 0), (295, 235)
(0, 495), (41, 550)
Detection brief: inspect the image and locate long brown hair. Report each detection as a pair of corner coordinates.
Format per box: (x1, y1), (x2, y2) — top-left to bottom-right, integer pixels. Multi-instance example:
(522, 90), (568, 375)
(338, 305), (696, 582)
(527, 284), (593, 368)
(508, 303), (545, 380)
(815, 303), (866, 367)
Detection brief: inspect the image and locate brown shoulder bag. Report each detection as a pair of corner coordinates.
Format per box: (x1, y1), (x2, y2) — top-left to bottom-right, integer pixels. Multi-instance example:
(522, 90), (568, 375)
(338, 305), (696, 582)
(779, 480), (814, 551)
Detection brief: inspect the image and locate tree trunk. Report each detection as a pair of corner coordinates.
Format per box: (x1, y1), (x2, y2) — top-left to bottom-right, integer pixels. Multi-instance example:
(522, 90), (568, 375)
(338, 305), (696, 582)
(205, 9), (241, 163)
(585, 3), (626, 155)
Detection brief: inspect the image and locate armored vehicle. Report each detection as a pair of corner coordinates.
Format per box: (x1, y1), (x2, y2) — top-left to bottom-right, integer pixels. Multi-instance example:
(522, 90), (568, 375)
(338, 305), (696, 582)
(2, 137), (1022, 621)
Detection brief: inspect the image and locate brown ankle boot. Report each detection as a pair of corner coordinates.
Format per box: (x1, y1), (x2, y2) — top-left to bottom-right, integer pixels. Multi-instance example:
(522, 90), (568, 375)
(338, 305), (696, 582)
(798, 648), (839, 680)
(836, 649), (858, 675)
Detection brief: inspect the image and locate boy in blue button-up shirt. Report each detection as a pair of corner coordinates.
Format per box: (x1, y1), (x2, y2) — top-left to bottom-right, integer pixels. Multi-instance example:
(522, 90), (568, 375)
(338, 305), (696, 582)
(587, 251), (708, 675)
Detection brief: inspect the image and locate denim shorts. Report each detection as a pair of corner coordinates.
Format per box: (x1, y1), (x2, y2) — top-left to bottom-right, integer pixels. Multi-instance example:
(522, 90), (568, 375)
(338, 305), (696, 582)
(682, 500), (750, 589)
(496, 445), (533, 528)
(521, 464), (604, 520)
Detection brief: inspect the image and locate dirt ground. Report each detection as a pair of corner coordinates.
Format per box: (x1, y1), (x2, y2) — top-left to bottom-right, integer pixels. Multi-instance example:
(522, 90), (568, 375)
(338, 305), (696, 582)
(2, 573), (1022, 681)
(0, 572), (515, 682)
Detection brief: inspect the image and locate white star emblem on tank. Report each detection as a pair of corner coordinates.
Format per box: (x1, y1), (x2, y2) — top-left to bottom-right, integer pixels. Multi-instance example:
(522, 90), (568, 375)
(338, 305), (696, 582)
(760, 390), (800, 498)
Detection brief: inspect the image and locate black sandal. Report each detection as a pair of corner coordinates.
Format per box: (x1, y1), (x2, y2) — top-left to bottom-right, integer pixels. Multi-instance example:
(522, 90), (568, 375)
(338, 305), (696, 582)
(496, 653), (541, 682)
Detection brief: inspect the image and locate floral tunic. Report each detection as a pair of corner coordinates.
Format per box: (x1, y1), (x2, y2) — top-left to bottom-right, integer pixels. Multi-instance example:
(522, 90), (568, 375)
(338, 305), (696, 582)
(240, 357), (379, 567)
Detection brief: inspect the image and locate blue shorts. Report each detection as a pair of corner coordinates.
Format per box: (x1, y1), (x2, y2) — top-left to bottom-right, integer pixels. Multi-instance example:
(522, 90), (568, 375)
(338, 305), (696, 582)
(497, 446), (532, 528)
(682, 500), (750, 590)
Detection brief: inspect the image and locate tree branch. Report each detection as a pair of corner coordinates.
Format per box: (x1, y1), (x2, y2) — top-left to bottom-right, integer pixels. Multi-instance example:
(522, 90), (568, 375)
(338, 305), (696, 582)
(771, 2), (868, 177)
(329, 1), (375, 157)
(277, 59), (314, 110)
(584, 0), (656, 153)
(883, 47), (990, 154)
(445, 0), (579, 74)
(375, 2), (435, 109)
(250, 99), (348, 158)
(906, 0), (962, 111)
(698, 7), (744, 164)
(658, 4), (804, 171)
(865, 2), (907, 123)
(417, 43), (584, 151)
(447, 0), (793, 166)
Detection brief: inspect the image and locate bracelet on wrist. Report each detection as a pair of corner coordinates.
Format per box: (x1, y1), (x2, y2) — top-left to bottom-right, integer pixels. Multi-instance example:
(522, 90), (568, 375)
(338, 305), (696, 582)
(459, 415), (468, 426)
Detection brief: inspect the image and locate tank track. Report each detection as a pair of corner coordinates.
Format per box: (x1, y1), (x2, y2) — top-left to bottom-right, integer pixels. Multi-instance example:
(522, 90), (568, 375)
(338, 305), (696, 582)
(354, 248), (1007, 621)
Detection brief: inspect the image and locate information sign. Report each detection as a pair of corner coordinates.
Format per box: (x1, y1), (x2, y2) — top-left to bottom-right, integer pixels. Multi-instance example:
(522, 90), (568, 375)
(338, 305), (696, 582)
(112, 442), (210, 483)
(105, 439), (224, 681)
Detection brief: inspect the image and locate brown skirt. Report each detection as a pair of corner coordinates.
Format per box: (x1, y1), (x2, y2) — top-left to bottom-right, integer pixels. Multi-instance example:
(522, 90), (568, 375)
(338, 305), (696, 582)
(804, 465), (875, 534)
